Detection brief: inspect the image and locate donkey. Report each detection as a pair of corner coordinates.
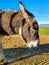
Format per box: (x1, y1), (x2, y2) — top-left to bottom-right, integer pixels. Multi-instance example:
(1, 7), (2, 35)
(0, 2), (40, 64)
(0, 2), (40, 47)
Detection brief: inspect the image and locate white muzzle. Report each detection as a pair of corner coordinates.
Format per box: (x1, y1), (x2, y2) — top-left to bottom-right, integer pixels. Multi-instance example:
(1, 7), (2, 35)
(27, 38), (40, 48)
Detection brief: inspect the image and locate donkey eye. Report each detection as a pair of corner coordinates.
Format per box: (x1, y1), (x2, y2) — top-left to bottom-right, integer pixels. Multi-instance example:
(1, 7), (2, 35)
(32, 24), (38, 30)
(34, 24), (37, 27)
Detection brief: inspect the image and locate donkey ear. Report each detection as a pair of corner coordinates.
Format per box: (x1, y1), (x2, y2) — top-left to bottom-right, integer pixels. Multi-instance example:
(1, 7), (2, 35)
(19, 2), (30, 22)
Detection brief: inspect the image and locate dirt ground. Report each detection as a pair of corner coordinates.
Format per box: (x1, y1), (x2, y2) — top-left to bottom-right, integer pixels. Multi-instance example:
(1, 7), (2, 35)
(0, 34), (49, 65)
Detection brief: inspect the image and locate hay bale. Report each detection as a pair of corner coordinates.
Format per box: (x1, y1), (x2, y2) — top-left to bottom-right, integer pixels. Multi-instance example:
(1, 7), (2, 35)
(2, 34), (26, 49)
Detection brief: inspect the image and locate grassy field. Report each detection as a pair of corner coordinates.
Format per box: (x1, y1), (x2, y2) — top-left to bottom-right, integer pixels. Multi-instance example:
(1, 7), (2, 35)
(39, 27), (49, 35)
(0, 27), (49, 65)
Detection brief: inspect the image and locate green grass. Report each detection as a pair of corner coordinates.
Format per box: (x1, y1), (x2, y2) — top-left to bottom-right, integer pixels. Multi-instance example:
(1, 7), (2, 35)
(39, 27), (49, 35)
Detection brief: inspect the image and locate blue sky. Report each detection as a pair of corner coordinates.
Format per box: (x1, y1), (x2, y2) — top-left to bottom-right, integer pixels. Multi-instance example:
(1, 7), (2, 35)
(0, 0), (49, 24)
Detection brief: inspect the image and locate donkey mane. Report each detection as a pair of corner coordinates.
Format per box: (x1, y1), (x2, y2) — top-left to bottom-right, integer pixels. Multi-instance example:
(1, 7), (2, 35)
(25, 9), (35, 18)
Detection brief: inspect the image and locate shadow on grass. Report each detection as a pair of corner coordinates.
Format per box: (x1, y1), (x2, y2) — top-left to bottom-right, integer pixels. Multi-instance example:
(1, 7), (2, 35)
(3, 43), (49, 64)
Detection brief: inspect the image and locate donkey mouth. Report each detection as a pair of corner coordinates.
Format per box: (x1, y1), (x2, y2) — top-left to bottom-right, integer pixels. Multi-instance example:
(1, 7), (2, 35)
(27, 38), (40, 48)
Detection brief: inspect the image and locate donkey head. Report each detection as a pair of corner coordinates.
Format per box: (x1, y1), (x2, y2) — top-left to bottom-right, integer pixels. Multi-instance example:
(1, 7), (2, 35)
(19, 2), (40, 48)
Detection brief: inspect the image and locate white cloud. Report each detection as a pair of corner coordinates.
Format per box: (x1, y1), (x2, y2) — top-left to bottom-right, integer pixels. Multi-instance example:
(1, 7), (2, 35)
(38, 21), (49, 24)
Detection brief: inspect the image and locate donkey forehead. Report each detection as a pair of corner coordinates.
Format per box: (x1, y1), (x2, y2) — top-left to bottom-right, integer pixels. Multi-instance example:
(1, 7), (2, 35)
(22, 17), (38, 28)
(23, 22), (34, 30)
(25, 20), (37, 27)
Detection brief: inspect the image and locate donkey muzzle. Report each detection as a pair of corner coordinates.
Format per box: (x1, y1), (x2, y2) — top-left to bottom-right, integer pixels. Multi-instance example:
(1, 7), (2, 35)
(27, 38), (40, 48)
